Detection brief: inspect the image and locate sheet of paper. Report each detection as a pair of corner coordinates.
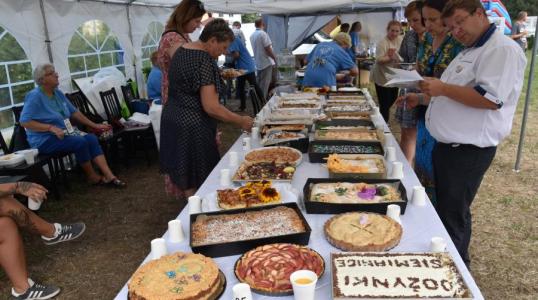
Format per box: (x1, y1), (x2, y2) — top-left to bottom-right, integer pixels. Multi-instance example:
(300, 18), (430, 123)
(384, 67), (424, 88)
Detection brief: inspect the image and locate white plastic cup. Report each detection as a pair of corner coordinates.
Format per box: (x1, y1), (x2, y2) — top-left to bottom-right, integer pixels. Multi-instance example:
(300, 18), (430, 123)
(383, 133), (392, 146)
(373, 107), (380, 116)
(391, 161), (404, 179)
(188, 196), (202, 214)
(430, 237), (447, 252)
(27, 198), (42, 211)
(331, 85), (337, 92)
(385, 146), (396, 162)
(167, 220), (184, 243)
(251, 127), (259, 140)
(220, 169), (231, 187)
(150, 238), (167, 260)
(23, 151), (35, 165)
(242, 137), (251, 151)
(232, 283), (253, 300)
(386, 204), (401, 224)
(229, 151), (239, 167)
(412, 186), (426, 206)
(290, 270), (318, 300)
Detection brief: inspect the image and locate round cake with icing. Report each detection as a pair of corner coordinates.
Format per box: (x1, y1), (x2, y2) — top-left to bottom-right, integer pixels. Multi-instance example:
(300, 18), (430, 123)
(324, 212), (402, 252)
(128, 252), (222, 300)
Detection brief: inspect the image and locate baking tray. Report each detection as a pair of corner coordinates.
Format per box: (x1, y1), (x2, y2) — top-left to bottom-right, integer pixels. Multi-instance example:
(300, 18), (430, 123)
(234, 244), (325, 296)
(189, 203), (311, 258)
(314, 129), (385, 145)
(308, 140), (384, 163)
(320, 90), (364, 97)
(263, 137), (310, 153)
(302, 178), (408, 214)
(315, 119), (375, 131)
(327, 154), (387, 179)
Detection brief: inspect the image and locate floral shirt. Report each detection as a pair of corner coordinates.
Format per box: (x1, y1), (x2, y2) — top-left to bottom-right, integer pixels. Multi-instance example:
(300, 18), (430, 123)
(417, 32), (463, 78)
(157, 31), (190, 105)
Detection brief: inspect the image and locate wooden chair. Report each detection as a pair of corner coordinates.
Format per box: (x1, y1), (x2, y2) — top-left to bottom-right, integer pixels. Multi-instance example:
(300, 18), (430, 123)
(99, 87), (155, 165)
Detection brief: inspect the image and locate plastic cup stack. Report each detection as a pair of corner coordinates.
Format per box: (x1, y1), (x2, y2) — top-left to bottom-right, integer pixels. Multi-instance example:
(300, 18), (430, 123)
(242, 137), (251, 151)
(167, 220), (184, 243)
(251, 127), (259, 140)
(23, 151), (35, 165)
(150, 238), (167, 260)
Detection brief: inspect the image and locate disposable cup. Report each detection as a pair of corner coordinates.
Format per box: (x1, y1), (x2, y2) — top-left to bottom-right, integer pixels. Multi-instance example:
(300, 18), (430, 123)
(251, 127), (259, 140)
(27, 198), (42, 210)
(229, 151), (239, 167)
(386, 204), (401, 224)
(385, 146), (396, 162)
(430, 237), (447, 252)
(150, 238), (167, 260)
(412, 186), (426, 206)
(232, 283), (253, 300)
(220, 169), (231, 187)
(23, 151), (35, 165)
(290, 270), (318, 300)
(391, 161), (404, 179)
(167, 220), (184, 243)
(242, 137), (251, 151)
(188, 196), (202, 214)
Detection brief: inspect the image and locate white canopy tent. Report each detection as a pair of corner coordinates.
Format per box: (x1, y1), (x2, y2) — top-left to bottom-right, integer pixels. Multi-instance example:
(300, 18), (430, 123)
(0, 0), (407, 94)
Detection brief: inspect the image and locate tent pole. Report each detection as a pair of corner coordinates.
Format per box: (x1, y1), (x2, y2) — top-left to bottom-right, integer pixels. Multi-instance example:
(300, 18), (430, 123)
(284, 14), (289, 52)
(126, 5), (139, 87)
(514, 22), (538, 172)
(39, 0), (54, 63)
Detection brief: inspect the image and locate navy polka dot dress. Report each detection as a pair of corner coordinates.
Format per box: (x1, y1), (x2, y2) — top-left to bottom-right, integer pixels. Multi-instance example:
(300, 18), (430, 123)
(160, 48), (223, 190)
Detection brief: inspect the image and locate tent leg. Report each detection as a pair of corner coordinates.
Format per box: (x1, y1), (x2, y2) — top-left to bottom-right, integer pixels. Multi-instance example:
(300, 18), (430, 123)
(514, 22), (538, 172)
(39, 0), (54, 63)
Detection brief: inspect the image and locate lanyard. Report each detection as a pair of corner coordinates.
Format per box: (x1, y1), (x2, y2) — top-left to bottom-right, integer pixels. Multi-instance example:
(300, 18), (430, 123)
(41, 87), (67, 118)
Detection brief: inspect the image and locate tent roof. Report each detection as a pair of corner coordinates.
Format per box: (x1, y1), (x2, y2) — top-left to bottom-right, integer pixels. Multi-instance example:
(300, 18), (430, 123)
(75, 0), (406, 14)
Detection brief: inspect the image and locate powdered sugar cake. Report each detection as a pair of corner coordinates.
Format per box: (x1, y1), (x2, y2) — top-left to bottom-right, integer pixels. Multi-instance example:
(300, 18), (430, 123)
(331, 252), (472, 299)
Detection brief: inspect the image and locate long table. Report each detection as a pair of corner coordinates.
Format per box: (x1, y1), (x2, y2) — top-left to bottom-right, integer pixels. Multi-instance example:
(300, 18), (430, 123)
(115, 90), (484, 300)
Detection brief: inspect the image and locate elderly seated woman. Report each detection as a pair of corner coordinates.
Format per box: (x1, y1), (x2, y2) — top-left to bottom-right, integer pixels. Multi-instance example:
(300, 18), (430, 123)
(20, 64), (126, 187)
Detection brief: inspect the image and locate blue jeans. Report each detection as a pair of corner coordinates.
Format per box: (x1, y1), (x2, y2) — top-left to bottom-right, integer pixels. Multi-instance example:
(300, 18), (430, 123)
(39, 134), (103, 164)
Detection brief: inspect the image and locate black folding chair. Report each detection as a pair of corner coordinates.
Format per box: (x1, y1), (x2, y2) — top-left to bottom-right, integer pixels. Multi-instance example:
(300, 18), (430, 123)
(99, 87), (155, 166)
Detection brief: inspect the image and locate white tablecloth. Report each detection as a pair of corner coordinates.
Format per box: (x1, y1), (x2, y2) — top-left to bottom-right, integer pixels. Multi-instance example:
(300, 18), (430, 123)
(114, 90), (484, 300)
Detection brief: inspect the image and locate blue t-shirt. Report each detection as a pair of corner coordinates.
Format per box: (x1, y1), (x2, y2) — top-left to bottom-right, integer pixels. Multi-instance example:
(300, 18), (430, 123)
(227, 38), (256, 74)
(20, 87), (77, 148)
(147, 66), (162, 99)
(302, 41), (356, 87)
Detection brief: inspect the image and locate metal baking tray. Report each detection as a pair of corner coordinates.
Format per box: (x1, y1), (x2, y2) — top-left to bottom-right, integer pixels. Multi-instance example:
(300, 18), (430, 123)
(315, 119), (375, 131)
(327, 154), (387, 179)
(302, 178), (408, 215)
(308, 140), (384, 163)
(189, 203), (311, 258)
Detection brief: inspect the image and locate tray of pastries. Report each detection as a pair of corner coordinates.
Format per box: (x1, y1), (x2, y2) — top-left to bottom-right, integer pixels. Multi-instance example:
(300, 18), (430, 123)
(0, 153), (25, 167)
(244, 146), (302, 165)
(235, 243), (325, 296)
(314, 129), (384, 143)
(327, 154), (387, 179)
(262, 131), (309, 153)
(202, 181), (297, 211)
(315, 119), (375, 131)
(190, 203), (311, 257)
(232, 161), (296, 182)
(302, 178), (407, 214)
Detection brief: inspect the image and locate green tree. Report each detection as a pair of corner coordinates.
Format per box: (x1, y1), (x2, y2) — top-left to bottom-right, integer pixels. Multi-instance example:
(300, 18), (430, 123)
(242, 13), (259, 24)
(502, 0), (538, 19)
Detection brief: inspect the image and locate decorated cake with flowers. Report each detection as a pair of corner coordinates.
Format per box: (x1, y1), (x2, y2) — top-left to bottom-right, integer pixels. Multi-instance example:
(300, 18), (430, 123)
(128, 252), (224, 300)
(310, 182), (401, 204)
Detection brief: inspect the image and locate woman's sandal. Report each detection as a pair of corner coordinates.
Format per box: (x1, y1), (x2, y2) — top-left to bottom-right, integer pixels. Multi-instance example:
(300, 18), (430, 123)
(104, 178), (127, 188)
